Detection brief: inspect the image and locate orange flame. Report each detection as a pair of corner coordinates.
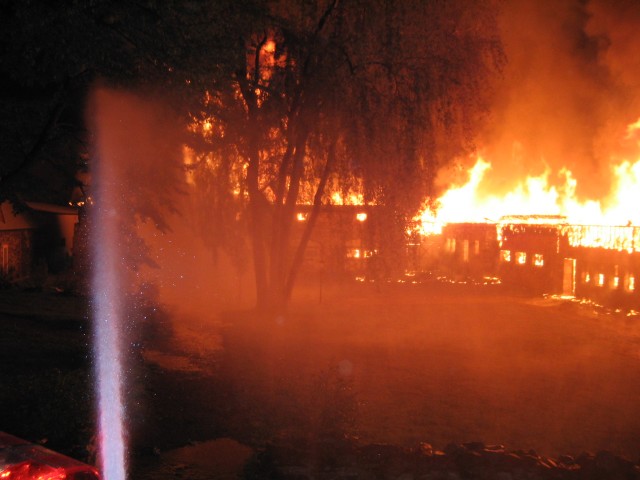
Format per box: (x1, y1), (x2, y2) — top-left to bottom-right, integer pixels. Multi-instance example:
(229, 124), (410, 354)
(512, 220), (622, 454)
(418, 133), (640, 228)
(414, 118), (640, 252)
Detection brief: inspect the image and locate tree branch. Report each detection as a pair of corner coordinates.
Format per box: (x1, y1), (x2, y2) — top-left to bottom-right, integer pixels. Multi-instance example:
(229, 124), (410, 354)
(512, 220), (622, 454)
(0, 102), (65, 195)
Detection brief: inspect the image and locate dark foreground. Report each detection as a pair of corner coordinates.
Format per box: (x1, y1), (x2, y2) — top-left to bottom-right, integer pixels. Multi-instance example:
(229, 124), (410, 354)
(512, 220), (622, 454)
(2, 283), (640, 479)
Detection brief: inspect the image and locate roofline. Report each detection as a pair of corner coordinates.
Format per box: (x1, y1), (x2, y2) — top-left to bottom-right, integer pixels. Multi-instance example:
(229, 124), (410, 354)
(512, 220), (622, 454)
(26, 201), (78, 215)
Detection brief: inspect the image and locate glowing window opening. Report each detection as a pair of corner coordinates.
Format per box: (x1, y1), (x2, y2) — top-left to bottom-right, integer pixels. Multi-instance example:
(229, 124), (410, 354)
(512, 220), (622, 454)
(356, 212), (367, 222)
(515, 252), (527, 265)
(612, 276), (620, 289)
(533, 253), (544, 267)
(597, 273), (605, 287)
(473, 240), (480, 255)
(296, 212), (308, 221)
(627, 275), (635, 292)
(584, 272), (591, 284)
(446, 238), (456, 253)
(500, 250), (511, 262)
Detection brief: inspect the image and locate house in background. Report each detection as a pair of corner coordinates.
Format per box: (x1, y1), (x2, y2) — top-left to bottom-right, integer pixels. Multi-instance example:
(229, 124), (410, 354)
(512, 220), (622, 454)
(0, 203), (35, 282)
(292, 205), (377, 279)
(292, 204), (408, 280)
(0, 201), (78, 284)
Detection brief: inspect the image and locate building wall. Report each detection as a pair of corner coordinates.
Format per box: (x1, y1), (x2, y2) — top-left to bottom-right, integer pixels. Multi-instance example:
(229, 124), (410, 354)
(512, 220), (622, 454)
(572, 247), (640, 309)
(498, 224), (565, 294)
(0, 202), (79, 284)
(435, 221), (640, 309)
(0, 229), (37, 283)
(437, 223), (500, 280)
(292, 205), (387, 280)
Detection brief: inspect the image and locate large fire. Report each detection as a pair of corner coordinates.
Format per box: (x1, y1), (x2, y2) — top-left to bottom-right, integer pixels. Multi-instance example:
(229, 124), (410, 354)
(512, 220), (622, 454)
(415, 118), (640, 252)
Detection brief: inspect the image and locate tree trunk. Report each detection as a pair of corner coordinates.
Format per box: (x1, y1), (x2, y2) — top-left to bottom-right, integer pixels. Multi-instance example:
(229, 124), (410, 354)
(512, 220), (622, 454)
(284, 141), (335, 302)
(266, 126), (310, 312)
(246, 130), (269, 310)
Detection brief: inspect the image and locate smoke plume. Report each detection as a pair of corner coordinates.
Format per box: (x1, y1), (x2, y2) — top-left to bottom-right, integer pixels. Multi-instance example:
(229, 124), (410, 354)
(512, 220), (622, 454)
(457, 0), (640, 201)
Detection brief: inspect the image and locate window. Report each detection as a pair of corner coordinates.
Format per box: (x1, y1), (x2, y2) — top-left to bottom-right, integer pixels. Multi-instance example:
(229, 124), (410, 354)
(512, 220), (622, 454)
(448, 238), (456, 253)
(533, 254), (544, 267)
(626, 275), (635, 292)
(473, 240), (480, 255)
(500, 250), (511, 262)
(597, 273), (605, 287)
(583, 272), (591, 284)
(1, 244), (7, 275)
(356, 212), (367, 222)
(462, 240), (469, 262)
(612, 265), (620, 288)
(515, 252), (527, 265)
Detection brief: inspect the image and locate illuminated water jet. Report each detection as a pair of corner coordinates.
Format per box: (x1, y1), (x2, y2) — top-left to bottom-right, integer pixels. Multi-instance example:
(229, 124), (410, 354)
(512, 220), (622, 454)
(92, 118), (128, 478)
(93, 246), (127, 479)
(92, 183), (127, 479)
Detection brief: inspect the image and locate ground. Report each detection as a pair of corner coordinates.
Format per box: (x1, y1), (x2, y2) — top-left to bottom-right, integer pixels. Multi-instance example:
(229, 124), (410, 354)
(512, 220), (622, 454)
(210, 282), (640, 458)
(1, 280), (640, 478)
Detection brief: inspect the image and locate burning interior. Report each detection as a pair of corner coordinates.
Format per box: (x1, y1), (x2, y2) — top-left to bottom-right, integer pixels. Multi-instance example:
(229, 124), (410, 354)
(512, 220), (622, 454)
(420, 220), (640, 308)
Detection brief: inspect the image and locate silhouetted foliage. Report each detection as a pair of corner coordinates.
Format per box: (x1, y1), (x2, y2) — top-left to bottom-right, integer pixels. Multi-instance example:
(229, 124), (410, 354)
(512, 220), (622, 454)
(1, 0), (503, 310)
(0, 0), (247, 207)
(182, 0), (504, 312)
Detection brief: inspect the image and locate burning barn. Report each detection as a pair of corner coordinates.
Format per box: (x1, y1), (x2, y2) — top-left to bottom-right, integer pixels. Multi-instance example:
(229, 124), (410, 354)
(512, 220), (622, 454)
(410, 110), (640, 310)
(437, 222), (499, 281)
(497, 217), (569, 295)
(563, 224), (640, 309)
(426, 217), (640, 309)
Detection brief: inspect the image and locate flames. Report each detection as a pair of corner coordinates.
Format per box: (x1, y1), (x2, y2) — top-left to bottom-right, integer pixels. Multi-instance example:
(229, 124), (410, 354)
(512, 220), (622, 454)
(415, 118), (640, 253)
(186, 87), (640, 253)
(561, 224), (640, 253)
(416, 155), (640, 231)
(330, 191), (365, 206)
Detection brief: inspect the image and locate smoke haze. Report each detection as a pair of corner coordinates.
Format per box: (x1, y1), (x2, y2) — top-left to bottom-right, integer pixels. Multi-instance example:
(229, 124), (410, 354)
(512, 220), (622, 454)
(81, 12), (640, 464)
(453, 0), (640, 201)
